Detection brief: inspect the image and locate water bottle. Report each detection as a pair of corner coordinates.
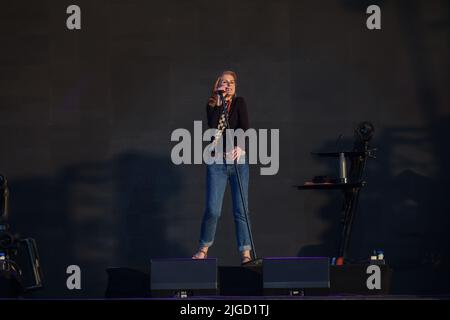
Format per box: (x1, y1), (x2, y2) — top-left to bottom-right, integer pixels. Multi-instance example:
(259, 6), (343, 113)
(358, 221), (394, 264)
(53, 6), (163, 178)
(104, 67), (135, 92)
(0, 252), (6, 271)
(339, 152), (348, 183)
(370, 249), (378, 261)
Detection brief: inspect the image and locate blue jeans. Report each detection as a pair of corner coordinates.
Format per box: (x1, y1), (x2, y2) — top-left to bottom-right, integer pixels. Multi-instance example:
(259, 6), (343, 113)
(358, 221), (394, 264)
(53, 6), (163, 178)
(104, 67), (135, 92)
(199, 162), (252, 252)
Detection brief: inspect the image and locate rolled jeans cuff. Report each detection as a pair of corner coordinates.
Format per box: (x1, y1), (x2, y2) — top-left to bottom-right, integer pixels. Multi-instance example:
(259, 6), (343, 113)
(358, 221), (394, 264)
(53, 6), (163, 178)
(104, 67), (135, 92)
(199, 241), (213, 248)
(239, 245), (252, 252)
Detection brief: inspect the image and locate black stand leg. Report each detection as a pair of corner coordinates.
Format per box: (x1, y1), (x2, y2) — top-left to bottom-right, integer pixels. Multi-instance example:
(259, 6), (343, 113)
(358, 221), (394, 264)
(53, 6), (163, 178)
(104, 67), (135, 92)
(338, 188), (361, 261)
(232, 157), (257, 260)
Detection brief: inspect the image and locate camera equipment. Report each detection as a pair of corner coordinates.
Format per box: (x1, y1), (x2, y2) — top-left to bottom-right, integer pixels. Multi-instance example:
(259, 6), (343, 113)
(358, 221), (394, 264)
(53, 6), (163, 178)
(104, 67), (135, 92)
(0, 174), (43, 298)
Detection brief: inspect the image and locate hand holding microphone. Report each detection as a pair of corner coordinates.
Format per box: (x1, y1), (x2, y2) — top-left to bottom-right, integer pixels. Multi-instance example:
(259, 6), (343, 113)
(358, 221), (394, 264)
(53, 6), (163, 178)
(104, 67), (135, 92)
(208, 77), (228, 107)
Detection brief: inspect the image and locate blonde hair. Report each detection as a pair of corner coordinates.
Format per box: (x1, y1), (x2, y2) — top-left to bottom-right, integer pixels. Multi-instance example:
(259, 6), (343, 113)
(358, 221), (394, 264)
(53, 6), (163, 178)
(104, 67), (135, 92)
(221, 70), (237, 83)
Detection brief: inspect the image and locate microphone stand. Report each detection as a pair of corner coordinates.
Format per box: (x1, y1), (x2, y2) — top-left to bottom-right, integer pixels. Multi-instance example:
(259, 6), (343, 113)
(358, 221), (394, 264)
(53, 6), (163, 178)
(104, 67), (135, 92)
(218, 93), (260, 266)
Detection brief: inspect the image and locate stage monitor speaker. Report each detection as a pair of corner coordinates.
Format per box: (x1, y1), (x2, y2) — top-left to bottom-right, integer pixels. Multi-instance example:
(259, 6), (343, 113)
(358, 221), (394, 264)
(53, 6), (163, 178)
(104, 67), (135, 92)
(150, 258), (218, 298)
(330, 264), (392, 295)
(263, 257), (330, 295)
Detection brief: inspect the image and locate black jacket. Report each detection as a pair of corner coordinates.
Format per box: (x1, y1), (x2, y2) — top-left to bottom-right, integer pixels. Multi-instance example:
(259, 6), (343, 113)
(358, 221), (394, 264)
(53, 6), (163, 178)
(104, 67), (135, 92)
(206, 97), (250, 152)
(206, 96), (249, 130)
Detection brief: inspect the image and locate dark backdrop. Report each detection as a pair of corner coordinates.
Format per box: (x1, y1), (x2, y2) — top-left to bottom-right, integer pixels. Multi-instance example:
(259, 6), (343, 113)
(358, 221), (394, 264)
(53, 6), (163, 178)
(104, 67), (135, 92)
(1, 0), (449, 298)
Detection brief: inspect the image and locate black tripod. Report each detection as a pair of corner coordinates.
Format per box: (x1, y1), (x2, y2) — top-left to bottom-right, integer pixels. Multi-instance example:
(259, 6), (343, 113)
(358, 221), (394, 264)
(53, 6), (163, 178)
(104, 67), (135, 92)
(0, 174), (43, 297)
(218, 94), (260, 265)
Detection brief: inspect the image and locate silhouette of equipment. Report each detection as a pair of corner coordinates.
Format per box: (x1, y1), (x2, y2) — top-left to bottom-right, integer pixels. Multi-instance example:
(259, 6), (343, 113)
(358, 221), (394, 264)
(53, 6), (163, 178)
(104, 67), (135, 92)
(296, 122), (377, 263)
(0, 174), (43, 298)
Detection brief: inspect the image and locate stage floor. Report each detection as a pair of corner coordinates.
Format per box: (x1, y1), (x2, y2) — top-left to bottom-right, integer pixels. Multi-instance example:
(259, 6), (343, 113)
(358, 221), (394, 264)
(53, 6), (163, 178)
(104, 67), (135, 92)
(103, 294), (450, 300)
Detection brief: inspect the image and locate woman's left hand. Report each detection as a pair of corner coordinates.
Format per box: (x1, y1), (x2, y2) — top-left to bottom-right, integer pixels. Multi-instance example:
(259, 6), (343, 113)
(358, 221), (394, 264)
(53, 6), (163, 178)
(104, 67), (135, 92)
(231, 146), (244, 161)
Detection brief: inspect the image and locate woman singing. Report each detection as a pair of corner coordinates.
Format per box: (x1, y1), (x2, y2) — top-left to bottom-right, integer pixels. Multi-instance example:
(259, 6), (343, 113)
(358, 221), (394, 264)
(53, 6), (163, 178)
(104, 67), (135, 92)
(192, 71), (253, 265)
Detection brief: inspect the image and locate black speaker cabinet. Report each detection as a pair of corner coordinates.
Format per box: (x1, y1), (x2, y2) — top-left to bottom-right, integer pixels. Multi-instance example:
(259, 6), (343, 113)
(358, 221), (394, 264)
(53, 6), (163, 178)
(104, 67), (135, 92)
(263, 257), (330, 295)
(150, 258), (218, 297)
(330, 264), (392, 295)
(105, 267), (150, 298)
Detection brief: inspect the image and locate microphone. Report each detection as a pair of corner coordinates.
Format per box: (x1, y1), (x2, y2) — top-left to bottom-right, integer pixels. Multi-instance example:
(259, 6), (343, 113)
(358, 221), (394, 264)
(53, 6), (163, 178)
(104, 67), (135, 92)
(215, 89), (226, 108)
(215, 89), (226, 103)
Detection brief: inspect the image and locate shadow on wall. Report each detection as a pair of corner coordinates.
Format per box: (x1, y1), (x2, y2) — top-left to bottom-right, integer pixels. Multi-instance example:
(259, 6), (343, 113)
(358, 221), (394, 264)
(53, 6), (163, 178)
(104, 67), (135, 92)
(296, 134), (356, 259)
(9, 151), (185, 298)
(356, 124), (450, 295)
